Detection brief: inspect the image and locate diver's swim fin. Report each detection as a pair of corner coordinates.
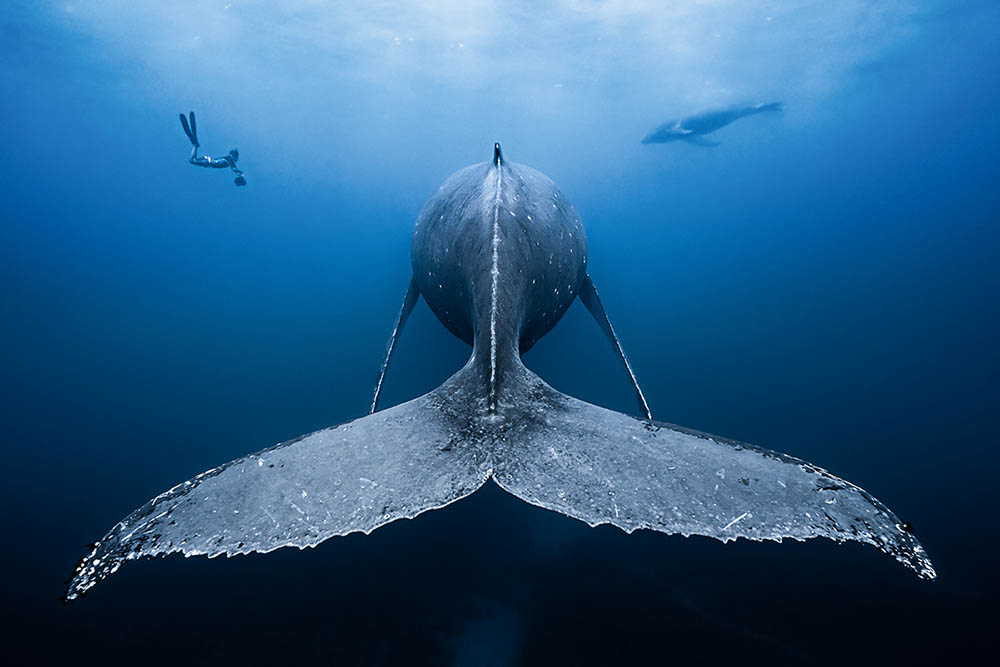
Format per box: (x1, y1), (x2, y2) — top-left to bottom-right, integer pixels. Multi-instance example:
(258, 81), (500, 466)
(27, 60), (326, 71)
(577, 275), (651, 420)
(179, 112), (199, 147)
(188, 111), (198, 145)
(179, 113), (192, 143)
(370, 276), (421, 414)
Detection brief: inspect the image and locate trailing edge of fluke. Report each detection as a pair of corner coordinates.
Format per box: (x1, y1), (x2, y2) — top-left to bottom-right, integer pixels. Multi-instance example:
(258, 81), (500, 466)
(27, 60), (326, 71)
(64, 143), (934, 601)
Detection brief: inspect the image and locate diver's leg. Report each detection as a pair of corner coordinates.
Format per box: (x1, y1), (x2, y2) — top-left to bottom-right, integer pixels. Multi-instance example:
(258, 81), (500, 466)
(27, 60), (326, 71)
(370, 276), (421, 414)
(578, 274), (652, 420)
(189, 152), (216, 167)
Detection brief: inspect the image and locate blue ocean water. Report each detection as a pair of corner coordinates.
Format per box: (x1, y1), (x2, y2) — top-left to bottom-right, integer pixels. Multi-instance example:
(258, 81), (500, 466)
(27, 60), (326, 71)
(2, 1), (998, 664)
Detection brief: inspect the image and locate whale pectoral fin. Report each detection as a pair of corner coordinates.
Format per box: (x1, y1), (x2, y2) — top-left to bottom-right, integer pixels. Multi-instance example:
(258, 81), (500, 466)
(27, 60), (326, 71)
(64, 391), (491, 601)
(493, 384), (936, 580)
(577, 275), (652, 420)
(682, 134), (719, 147)
(370, 276), (420, 414)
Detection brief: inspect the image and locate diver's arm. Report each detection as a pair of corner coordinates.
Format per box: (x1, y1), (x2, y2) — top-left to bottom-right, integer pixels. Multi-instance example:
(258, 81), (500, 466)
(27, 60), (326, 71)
(229, 162), (246, 186)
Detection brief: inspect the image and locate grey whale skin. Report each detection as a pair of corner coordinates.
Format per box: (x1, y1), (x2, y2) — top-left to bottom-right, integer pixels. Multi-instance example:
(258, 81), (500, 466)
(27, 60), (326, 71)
(65, 144), (934, 600)
(642, 102), (783, 146)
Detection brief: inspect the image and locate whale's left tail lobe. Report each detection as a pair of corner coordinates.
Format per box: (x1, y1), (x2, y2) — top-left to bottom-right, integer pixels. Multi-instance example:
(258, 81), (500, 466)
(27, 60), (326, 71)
(64, 386), (493, 601)
(757, 101), (783, 113)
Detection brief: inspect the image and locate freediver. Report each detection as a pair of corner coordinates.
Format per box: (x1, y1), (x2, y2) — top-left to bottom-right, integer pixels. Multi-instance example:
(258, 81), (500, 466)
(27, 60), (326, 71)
(179, 111), (247, 186)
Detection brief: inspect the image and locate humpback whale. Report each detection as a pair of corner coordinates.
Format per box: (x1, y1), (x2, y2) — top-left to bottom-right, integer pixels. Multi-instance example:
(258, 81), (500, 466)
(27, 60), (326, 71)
(64, 144), (934, 600)
(642, 102), (783, 146)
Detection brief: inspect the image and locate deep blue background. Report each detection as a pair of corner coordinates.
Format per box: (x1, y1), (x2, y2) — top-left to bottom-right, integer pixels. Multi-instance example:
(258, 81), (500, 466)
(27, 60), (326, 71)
(2, 2), (998, 664)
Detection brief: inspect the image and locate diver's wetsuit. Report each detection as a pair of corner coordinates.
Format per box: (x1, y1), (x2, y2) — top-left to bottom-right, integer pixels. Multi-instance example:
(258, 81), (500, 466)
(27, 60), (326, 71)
(180, 111), (246, 186)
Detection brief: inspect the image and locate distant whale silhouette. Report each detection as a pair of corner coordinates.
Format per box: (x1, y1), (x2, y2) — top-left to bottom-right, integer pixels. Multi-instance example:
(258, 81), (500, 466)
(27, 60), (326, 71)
(642, 102), (783, 146)
(64, 143), (934, 601)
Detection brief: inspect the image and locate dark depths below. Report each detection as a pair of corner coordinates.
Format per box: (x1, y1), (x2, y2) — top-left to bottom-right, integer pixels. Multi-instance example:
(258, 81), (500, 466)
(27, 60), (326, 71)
(14, 482), (988, 666)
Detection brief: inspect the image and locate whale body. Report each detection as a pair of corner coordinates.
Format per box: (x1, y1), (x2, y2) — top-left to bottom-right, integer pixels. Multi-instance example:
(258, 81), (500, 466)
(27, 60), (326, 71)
(642, 102), (783, 146)
(64, 144), (934, 600)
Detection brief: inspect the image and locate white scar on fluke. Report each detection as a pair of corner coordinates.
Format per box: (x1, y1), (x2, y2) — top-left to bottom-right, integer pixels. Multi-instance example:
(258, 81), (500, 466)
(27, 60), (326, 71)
(64, 143), (935, 601)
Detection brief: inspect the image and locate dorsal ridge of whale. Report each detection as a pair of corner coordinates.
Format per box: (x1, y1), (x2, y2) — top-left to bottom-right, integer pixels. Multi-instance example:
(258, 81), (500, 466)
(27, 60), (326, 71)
(487, 148), (502, 412)
(409, 146), (588, 417)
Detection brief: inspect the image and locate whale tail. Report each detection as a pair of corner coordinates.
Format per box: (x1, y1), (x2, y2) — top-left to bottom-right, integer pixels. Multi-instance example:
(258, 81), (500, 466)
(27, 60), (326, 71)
(64, 369), (495, 601)
(65, 347), (934, 599)
(756, 101), (783, 113)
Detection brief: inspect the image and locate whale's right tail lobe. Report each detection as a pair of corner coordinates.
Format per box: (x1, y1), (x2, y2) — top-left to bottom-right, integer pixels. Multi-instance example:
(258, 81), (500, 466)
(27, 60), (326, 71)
(492, 363), (936, 580)
(757, 101), (783, 113)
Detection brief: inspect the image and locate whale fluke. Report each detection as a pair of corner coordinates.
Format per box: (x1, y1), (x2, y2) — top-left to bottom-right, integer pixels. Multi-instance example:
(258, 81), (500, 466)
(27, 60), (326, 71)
(64, 355), (934, 601)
